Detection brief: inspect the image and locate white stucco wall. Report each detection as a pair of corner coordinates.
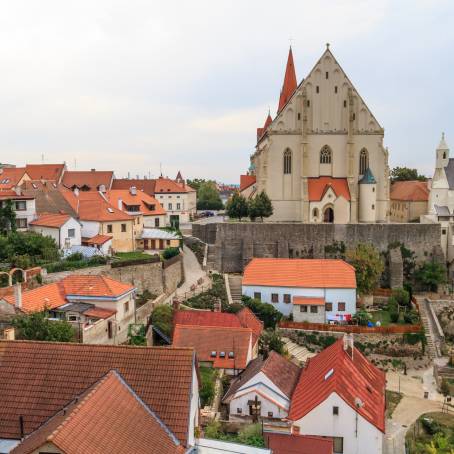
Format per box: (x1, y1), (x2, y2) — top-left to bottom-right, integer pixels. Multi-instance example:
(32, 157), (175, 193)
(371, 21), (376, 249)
(293, 392), (383, 454)
(242, 285), (356, 319)
(143, 214), (166, 228)
(187, 359), (199, 447)
(80, 220), (100, 238)
(60, 218), (82, 248)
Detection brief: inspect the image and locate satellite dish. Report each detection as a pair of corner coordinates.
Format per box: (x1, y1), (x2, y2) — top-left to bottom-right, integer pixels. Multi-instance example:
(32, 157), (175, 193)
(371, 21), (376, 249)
(354, 397), (364, 408)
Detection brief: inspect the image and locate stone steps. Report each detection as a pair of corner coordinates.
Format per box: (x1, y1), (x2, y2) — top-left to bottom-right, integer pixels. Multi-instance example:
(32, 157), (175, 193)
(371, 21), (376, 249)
(418, 298), (438, 359)
(282, 337), (315, 366)
(228, 275), (243, 304)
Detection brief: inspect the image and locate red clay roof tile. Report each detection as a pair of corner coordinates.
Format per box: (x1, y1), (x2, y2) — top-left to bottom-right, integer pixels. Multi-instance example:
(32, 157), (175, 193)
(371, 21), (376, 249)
(62, 170), (114, 191)
(307, 177), (351, 201)
(265, 433), (333, 454)
(390, 180), (429, 202)
(29, 213), (71, 228)
(240, 175), (256, 192)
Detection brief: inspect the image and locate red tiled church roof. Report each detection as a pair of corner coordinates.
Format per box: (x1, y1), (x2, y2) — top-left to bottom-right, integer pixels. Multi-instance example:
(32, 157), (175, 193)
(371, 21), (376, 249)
(288, 339), (386, 432)
(307, 177), (351, 202)
(243, 258), (356, 289)
(240, 175), (256, 192)
(278, 47), (298, 112)
(390, 180), (429, 202)
(0, 341), (196, 445)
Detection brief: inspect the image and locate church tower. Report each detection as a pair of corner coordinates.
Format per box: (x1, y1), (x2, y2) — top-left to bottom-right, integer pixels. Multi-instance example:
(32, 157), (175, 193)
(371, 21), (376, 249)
(429, 133), (450, 213)
(436, 132), (450, 169)
(358, 168), (377, 222)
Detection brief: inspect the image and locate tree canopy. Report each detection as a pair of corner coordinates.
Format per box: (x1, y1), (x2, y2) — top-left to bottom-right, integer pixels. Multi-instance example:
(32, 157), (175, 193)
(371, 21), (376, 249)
(248, 191), (273, 221)
(346, 243), (384, 295)
(226, 192), (249, 220)
(13, 311), (75, 342)
(390, 167), (427, 183)
(415, 261), (447, 292)
(0, 200), (16, 235)
(197, 181), (224, 210)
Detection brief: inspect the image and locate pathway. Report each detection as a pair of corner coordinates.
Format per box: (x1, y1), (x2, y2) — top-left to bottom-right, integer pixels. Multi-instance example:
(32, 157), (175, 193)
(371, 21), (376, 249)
(175, 245), (209, 299)
(282, 337), (315, 366)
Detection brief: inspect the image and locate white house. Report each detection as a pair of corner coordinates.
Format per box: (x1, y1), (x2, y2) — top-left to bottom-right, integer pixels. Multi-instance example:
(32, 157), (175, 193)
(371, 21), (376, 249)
(29, 213), (81, 249)
(242, 258), (357, 323)
(222, 351), (301, 422)
(288, 336), (385, 454)
(0, 188), (36, 231)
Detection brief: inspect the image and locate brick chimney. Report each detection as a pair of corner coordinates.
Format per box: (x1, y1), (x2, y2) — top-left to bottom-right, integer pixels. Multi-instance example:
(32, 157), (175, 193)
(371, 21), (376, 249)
(14, 283), (22, 310)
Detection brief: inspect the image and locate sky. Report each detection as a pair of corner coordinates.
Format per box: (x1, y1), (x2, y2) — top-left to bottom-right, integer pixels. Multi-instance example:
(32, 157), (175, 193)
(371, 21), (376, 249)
(0, 0), (453, 183)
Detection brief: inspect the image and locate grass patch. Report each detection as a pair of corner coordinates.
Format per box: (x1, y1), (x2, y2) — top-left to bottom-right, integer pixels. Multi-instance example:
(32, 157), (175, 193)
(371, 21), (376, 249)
(114, 251), (152, 260)
(370, 310), (391, 326)
(405, 412), (454, 453)
(200, 366), (217, 408)
(386, 390), (403, 418)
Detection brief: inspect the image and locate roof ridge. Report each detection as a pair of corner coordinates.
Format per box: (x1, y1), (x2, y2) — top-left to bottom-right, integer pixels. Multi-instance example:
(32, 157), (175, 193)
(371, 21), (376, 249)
(175, 324), (252, 332)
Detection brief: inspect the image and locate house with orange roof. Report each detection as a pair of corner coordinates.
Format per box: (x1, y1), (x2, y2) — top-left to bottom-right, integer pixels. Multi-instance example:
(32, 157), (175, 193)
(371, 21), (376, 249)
(62, 169), (114, 192)
(1, 275), (136, 345)
(390, 180), (429, 222)
(29, 213), (81, 249)
(0, 187), (36, 231)
(288, 335), (385, 454)
(242, 258), (357, 323)
(61, 189), (138, 252)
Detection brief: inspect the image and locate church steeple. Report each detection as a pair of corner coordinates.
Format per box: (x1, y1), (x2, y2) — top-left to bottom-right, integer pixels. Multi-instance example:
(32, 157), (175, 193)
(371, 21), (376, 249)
(278, 47), (297, 112)
(256, 110), (273, 141)
(436, 132), (449, 169)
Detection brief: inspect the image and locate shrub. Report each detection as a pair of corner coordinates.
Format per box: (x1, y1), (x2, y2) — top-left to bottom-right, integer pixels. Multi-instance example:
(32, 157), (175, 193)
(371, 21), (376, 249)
(237, 424), (265, 447)
(151, 304), (174, 339)
(421, 417), (441, 435)
(242, 295), (282, 329)
(199, 366), (217, 407)
(66, 252), (84, 262)
(390, 311), (399, 323)
(392, 288), (410, 308)
(162, 247), (180, 260)
(259, 328), (285, 357)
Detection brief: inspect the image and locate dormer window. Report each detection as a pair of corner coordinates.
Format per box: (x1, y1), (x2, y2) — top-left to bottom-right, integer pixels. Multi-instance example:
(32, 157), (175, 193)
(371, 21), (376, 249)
(210, 351), (216, 358)
(228, 352), (234, 359)
(219, 352), (226, 358)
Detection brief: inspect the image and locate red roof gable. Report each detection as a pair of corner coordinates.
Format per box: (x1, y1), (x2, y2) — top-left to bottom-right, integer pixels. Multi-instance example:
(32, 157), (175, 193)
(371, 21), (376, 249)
(278, 47), (298, 112)
(288, 339), (386, 432)
(25, 164), (65, 182)
(307, 177), (351, 202)
(29, 213), (71, 228)
(243, 258), (356, 289)
(257, 112), (273, 141)
(237, 307), (263, 343)
(240, 175), (256, 192)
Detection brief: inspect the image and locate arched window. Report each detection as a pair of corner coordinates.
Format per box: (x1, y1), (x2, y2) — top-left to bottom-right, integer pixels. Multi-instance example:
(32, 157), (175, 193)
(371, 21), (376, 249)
(283, 149), (292, 174)
(359, 148), (369, 175)
(312, 208), (319, 219)
(320, 145), (332, 164)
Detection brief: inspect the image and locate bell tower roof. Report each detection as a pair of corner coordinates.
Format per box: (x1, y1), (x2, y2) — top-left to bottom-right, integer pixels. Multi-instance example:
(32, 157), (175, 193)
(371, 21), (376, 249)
(278, 47), (297, 112)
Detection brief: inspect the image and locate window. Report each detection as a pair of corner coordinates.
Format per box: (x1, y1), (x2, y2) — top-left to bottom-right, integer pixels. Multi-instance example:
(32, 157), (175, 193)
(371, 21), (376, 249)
(271, 293), (279, 303)
(359, 148), (369, 174)
(177, 203), (181, 210)
(307, 100), (310, 107)
(124, 301), (129, 313)
(352, 113), (356, 120)
(312, 208), (319, 219)
(320, 145), (332, 164)
(168, 203), (173, 210)
(254, 292), (261, 301)
(68, 228), (75, 238)
(338, 302), (346, 311)
(325, 302), (333, 311)
(268, 411), (273, 418)
(108, 320), (113, 339)
(300, 305), (308, 312)
(333, 437), (344, 453)
(444, 152), (447, 159)
(155, 218), (160, 227)
(219, 352), (226, 358)
(210, 351), (216, 358)
(107, 224), (113, 233)
(283, 149), (292, 174)
(310, 306), (318, 313)
(237, 408), (242, 414)
(333, 406), (339, 415)
(316, 86), (319, 93)
(167, 240), (171, 246)
(372, 204), (375, 210)
(344, 100), (347, 108)
(334, 86), (338, 94)
(15, 201), (26, 211)
(68, 315), (79, 322)
(283, 294), (291, 304)
(297, 113), (301, 120)
(325, 71), (329, 79)
(121, 224), (127, 232)
(442, 229), (447, 235)
(15, 218), (27, 229)
(228, 351), (234, 358)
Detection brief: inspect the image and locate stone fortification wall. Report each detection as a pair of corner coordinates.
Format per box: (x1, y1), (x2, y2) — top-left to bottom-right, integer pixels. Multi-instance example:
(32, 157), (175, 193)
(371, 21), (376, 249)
(193, 222), (442, 273)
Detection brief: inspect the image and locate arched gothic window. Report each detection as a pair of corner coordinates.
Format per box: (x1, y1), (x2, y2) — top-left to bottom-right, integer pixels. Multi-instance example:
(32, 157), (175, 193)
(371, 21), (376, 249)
(359, 148), (369, 175)
(320, 145), (332, 164)
(283, 149), (292, 174)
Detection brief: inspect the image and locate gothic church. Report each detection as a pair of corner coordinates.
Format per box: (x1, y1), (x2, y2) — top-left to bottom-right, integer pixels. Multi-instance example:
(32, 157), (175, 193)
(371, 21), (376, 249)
(248, 45), (390, 223)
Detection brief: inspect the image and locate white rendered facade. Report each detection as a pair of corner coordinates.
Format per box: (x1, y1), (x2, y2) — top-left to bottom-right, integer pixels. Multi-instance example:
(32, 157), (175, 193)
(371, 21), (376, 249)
(292, 392), (383, 454)
(251, 46), (389, 223)
(30, 217), (82, 249)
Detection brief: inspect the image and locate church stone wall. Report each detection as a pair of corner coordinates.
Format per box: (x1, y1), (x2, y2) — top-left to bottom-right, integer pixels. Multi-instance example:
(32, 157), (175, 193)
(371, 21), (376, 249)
(192, 222), (442, 273)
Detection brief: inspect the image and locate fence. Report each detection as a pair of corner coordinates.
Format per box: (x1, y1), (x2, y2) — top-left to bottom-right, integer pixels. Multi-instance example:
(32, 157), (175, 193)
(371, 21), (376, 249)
(279, 320), (422, 334)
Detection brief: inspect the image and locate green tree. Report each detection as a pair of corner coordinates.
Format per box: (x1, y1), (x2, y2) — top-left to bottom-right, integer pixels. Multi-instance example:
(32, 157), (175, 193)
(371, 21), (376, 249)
(346, 243), (384, 296)
(415, 261), (447, 292)
(186, 178), (206, 192)
(151, 304), (174, 338)
(248, 197), (261, 221)
(258, 328), (285, 357)
(242, 295), (282, 329)
(13, 311), (75, 342)
(199, 366), (216, 407)
(197, 181), (224, 210)
(0, 200), (16, 234)
(249, 191), (273, 222)
(390, 167), (427, 183)
(226, 192), (248, 220)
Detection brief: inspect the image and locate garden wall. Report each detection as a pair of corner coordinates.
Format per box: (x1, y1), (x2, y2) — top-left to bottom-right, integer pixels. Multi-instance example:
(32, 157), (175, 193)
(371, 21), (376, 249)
(192, 222), (443, 273)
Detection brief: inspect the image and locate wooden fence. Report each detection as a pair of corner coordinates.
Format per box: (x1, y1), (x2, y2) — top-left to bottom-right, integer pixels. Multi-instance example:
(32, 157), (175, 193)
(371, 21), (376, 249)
(279, 320), (422, 334)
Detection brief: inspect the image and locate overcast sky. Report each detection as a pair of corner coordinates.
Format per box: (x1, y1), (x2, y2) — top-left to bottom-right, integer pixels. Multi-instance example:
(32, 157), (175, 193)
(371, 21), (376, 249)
(0, 0), (453, 182)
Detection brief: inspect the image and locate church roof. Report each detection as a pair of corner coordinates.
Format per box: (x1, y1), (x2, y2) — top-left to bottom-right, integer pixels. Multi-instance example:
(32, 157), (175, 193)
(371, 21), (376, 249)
(435, 205), (451, 216)
(278, 47), (297, 112)
(359, 168), (376, 184)
(307, 177), (351, 201)
(390, 181), (429, 202)
(444, 159), (454, 190)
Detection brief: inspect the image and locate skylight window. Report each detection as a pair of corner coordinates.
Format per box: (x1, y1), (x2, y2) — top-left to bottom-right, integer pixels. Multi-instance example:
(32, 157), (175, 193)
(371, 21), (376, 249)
(219, 352), (226, 358)
(107, 208), (114, 213)
(228, 352), (234, 359)
(210, 351), (216, 358)
(324, 368), (334, 380)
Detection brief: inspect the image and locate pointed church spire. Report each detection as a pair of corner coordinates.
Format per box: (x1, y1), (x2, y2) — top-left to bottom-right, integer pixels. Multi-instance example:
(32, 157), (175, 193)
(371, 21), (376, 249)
(278, 46), (298, 112)
(256, 110), (273, 141)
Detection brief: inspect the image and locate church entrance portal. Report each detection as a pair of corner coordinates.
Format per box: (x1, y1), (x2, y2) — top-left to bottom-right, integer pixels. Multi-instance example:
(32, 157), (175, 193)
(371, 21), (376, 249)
(323, 207), (334, 223)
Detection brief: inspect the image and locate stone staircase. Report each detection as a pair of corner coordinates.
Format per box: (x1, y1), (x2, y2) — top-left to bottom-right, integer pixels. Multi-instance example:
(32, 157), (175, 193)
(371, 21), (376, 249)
(417, 297), (438, 358)
(228, 275), (243, 304)
(206, 244), (217, 271)
(282, 337), (315, 366)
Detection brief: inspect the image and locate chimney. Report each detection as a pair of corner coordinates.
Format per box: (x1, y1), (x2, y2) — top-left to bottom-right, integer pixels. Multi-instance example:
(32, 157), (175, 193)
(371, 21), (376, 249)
(91, 168), (96, 172)
(73, 187), (79, 197)
(14, 283), (22, 310)
(213, 298), (221, 312)
(99, 184), (106, 193)
(343, 333), (354, 359)
(130, 186), (137, 196)
(118, 197), (123, 210)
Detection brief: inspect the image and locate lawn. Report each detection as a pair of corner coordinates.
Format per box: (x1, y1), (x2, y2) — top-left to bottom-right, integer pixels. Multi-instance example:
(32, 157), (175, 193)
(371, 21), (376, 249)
(405, 412), (454, 453)
(114, 251), (152, 260)
(369, 310), (391, 326)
